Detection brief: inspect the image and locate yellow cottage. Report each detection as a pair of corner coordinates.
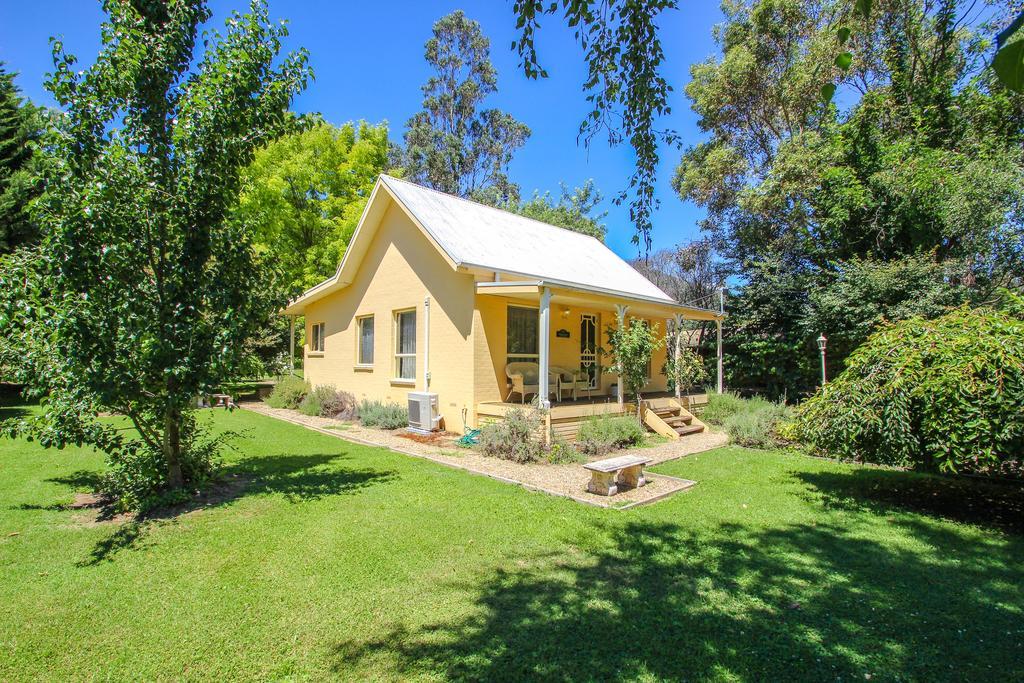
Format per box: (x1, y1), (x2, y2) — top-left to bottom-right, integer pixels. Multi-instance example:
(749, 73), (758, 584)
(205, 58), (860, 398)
(283, 175), (723, 439)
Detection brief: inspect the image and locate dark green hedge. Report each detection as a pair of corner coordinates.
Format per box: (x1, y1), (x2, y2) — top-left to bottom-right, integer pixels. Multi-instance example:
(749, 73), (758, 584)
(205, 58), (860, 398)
(797, 307), (1024, 476)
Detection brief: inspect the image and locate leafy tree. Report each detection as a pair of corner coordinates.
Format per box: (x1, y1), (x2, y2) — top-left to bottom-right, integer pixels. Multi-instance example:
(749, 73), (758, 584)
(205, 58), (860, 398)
(237, 119), (391, 293)
(512, 0), (679, 250)
(797, 306), (1024, 478)
(631, 238), (723, 307)
(664, 330), (709, 401)
(604, 309), (663, 422)
(0, 63), (45, 252)
(805, 253), (972, 374)
(7, 0), (310, 508)
(477, 179), (607, 240)
(674, 0), (1024, 396)
(405, 10), (530, 201)
(516, 181), (606, 240)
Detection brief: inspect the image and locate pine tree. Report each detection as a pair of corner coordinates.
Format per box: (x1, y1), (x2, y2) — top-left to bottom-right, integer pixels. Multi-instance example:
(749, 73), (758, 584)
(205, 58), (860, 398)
(0, 63), (43, 252)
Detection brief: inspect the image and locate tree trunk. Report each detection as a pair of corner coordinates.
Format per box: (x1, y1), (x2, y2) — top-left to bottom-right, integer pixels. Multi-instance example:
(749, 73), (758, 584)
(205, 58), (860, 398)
(163, 405), (184, 490)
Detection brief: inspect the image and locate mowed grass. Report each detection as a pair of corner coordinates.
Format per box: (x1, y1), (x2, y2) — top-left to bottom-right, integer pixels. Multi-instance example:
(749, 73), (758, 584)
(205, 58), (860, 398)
(1, 404), (1023, 681)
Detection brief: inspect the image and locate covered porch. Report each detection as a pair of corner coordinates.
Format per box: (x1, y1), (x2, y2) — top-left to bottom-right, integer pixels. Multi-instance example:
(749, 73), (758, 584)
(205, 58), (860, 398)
(473, 279), (724, 440)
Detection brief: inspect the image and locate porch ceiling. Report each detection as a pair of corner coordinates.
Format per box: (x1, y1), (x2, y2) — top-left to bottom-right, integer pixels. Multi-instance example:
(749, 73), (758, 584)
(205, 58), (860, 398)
(475, 281), (722, 321)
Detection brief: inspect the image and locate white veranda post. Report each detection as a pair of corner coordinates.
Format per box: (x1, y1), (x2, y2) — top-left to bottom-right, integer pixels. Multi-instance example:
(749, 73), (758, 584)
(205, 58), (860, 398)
(538, 287), (551, 409)
(672, 313), (685, 402)
(716, 287), (725, 394)
(716, 319), (723, 394)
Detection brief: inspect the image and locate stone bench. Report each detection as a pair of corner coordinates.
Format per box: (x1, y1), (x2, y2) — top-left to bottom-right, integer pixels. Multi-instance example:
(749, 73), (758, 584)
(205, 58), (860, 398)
(583, 455), (653, 496)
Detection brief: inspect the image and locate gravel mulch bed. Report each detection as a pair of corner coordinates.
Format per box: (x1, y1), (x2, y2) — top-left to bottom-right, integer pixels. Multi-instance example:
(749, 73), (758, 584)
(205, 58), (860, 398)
(242, 401), (728, 508)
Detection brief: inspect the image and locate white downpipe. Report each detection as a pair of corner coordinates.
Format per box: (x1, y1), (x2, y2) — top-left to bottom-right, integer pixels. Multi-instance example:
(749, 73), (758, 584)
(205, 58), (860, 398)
(539, 287), (551, 409)
(423, 296), (431, 390)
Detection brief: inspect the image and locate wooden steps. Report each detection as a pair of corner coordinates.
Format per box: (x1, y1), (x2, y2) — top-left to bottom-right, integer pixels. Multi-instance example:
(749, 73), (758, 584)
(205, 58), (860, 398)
(641, 398), (706, 440)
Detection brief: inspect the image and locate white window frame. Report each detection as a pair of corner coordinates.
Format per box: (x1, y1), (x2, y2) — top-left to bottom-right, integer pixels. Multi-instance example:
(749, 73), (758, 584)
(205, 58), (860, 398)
(393, 308), (417, 382)
(310, 321), (325, 354)
(356, 315), (374, 367)
(506, 304), (539, 364)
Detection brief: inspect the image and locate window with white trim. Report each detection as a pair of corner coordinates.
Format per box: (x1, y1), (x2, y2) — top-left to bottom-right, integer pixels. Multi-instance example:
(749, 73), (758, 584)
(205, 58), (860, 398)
(356, 315), (374, 366)
(394, 309), (416, 380)
(310, 322), (325, 353)
(506, 305), (538, 364)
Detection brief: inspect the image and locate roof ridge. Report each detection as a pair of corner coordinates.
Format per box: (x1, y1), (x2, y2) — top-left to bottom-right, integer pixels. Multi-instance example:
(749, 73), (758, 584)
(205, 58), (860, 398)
(379, 174), (606, 245)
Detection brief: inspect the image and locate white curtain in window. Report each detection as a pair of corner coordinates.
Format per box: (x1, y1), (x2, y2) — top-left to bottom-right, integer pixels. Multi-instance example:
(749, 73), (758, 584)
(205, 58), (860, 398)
(397, 311), (416, 379)
(359, 317), (374, 364)
(507, 306), (538, 357)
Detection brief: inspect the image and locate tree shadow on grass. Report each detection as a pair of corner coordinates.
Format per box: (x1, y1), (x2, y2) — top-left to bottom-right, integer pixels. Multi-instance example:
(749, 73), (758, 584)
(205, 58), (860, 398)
(77, 451), (399, 565)
(47, 469), (105, 491)
(797, 468), (1024, 535)
(0, 403), (30, 421)
(330, 518), (1024, 681)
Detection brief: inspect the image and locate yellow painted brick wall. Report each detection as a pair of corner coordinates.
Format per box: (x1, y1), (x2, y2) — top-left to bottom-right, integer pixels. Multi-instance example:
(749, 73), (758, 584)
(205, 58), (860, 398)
(303, 203), (476, 432)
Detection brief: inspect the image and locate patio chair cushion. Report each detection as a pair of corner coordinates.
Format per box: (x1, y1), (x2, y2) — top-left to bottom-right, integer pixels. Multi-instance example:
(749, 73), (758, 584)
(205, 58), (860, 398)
(506, 362), (540, 385)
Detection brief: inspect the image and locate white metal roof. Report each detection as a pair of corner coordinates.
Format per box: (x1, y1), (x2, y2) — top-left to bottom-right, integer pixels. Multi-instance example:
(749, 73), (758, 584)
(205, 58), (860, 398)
(380, 175), (676, 303)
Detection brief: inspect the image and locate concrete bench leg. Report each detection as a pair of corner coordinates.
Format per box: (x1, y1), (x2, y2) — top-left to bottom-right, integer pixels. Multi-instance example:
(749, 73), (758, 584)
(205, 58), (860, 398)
(588, 470), (618, 496)
(617, 464), (646, 489)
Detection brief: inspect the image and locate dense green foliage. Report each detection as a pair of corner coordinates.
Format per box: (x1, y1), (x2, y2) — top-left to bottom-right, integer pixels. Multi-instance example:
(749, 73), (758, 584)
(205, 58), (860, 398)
(5, 0), (310, 508)
(482, 179), (608, 240)
(237, 119), (391, 293)
(0, 63), (44, 253)
(405, 11), (530, 202)
(703, 391), (792, 449)
(478, 405), (546, 463)
(664, 324), (710, 397)
(603, 312), (663, 420)
(675, 0), (1024, 396)
(356, 400), (408, 430)
(265, 375), (309, 409)
(576, 414), (646, 455)
(797, 307), (1024, 476)
(3, 407), (1024, 679)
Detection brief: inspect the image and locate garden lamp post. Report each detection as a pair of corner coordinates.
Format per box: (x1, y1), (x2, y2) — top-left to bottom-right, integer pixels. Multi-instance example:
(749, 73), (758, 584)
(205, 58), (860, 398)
(817, 333), (828, 385)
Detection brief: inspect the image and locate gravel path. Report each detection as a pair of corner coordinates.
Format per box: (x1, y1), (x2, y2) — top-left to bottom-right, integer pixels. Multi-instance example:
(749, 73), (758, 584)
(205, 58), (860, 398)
(242, 401), (729, 509)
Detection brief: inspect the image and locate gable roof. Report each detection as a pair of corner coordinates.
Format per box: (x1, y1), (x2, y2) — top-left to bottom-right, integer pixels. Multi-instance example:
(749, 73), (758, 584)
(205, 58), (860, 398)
(285, 175), (715, 316)
(379, 175), (674, 302)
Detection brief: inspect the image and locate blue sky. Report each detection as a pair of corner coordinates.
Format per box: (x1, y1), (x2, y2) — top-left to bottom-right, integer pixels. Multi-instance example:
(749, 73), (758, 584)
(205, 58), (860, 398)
(0, 0), (726, 260)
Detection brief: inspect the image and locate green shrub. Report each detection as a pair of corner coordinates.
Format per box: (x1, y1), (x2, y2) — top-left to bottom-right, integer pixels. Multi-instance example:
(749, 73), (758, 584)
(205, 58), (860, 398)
(320, 388), (357, 420)
(358, 400), (408, 429)
(723, 403), (792, 449)
(100, 414), (224, 512)
(796, 307), (1024, 476)
(701, 391), (751, 425)
(546, 439), (585, 464)
(576, 415), (646, 455)
(265, 375), (309, 409)
(478, 407), (546, 463)
(704, 391), (792, 449)
(298, 384), (335, 417)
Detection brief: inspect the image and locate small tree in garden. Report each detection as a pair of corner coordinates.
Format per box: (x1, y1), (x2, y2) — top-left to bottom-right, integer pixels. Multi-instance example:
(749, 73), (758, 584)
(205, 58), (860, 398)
(604, 308), (663, 423)
(5, 0), (310, 510)
(664, 317), (708, 401)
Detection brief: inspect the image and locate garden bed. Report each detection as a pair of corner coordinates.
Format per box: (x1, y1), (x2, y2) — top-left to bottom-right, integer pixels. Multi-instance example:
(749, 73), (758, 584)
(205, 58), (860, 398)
(243, 401), (727, 508)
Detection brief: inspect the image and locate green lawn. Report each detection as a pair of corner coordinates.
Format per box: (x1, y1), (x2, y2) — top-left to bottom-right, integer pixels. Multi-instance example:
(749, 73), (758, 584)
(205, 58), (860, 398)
(1, 404), (1022, 681)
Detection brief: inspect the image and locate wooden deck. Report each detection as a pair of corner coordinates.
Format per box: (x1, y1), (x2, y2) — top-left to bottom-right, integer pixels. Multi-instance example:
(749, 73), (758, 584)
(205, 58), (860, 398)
(477, 392), (708, 441)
